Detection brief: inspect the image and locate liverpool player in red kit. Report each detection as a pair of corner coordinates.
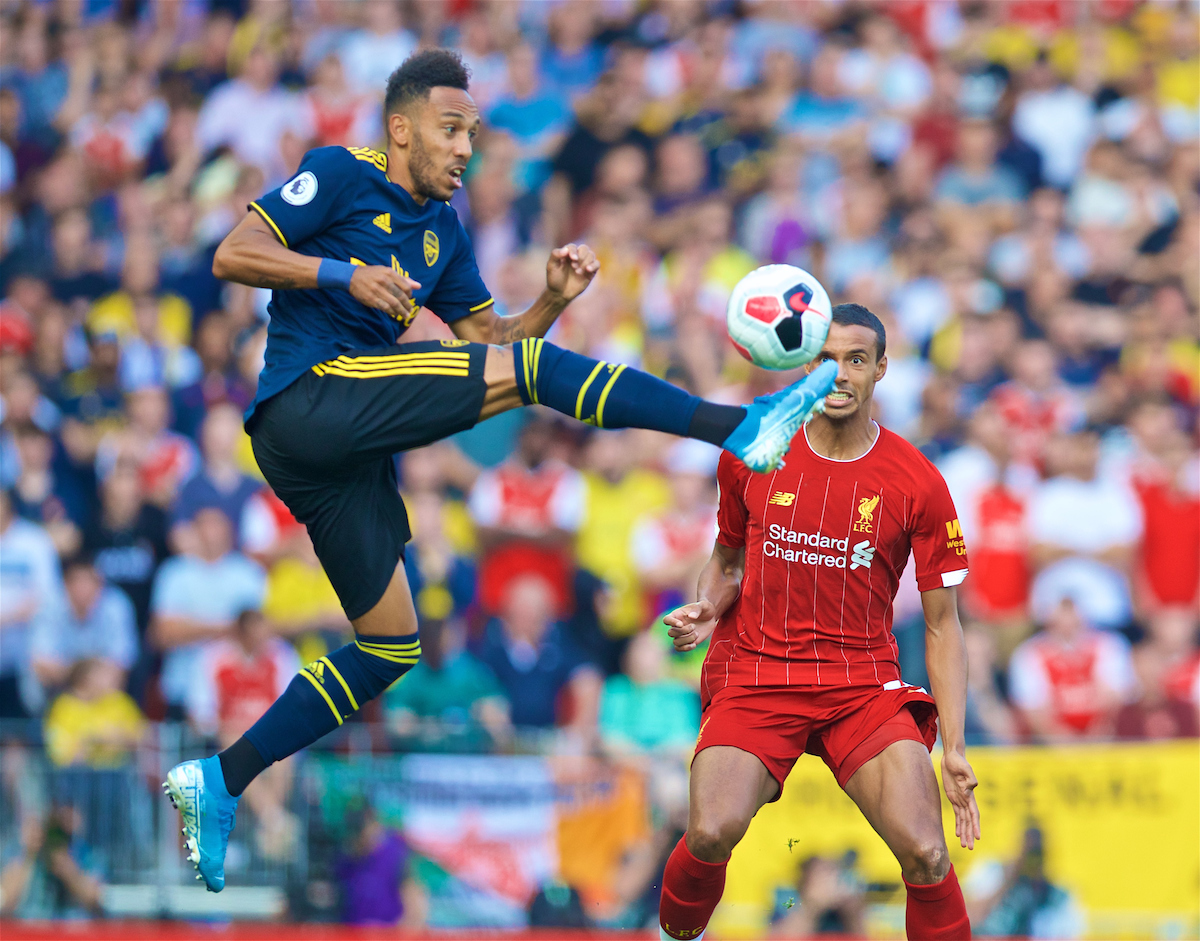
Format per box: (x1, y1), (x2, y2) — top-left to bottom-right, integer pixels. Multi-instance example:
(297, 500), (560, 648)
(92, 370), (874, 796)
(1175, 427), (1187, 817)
(658, 304), (979, 941)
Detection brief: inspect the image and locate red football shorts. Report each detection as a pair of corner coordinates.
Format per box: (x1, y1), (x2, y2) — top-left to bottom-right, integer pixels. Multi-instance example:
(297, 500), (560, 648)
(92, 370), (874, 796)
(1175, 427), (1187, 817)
(693, 681), (939, 796)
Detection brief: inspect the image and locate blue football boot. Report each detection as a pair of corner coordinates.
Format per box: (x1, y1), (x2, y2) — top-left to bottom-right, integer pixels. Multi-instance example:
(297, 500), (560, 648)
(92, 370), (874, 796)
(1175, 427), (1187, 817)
(722, 359), (838, 472)
(163, 756), (238, 892)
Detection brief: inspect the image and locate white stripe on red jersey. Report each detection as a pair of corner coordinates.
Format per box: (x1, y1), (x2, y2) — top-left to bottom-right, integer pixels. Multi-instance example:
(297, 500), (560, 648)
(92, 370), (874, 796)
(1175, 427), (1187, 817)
(703, 422), (968, 704)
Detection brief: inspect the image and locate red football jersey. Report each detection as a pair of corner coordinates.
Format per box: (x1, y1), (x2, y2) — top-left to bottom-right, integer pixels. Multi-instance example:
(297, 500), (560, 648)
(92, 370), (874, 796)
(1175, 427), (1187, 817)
(704, 423), (968, 700)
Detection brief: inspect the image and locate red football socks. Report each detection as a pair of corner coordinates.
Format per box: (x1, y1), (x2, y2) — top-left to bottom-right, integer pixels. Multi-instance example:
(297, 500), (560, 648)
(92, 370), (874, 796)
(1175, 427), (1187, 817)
(904, 865), (971, 940)
(659, 836), (728, 940)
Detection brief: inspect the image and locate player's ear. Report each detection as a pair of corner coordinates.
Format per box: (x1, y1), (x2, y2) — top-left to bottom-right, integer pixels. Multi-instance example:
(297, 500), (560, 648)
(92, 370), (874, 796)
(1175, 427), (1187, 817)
(875, 353), (887, 381)
(387, 110), (411, 148)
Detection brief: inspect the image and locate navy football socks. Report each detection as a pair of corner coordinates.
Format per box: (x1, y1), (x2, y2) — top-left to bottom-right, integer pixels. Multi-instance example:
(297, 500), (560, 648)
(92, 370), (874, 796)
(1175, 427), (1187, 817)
(220, 633), (420, 795)
(512, 339), (745, 445)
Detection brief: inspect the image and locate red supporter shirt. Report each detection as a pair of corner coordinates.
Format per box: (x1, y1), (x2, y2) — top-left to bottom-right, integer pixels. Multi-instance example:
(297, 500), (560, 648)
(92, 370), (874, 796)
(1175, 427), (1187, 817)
(705, 423), (968, 700)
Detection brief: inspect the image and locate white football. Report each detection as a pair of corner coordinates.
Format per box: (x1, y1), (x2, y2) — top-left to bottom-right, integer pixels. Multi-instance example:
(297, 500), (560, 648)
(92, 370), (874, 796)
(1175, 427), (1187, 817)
(726, 264), (833, 370)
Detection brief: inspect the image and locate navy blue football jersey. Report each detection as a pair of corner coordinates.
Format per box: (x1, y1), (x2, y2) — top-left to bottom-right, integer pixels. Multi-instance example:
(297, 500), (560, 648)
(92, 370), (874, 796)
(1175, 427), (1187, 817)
(245, 145), (493, 419)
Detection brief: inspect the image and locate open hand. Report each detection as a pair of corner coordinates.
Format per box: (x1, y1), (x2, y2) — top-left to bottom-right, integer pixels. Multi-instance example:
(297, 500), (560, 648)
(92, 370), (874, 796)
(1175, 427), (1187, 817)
(663, 599), (720, 652)
(941, 749), (981, 850)
(350, 265), (421, 323)
(546, 243), (599, 303)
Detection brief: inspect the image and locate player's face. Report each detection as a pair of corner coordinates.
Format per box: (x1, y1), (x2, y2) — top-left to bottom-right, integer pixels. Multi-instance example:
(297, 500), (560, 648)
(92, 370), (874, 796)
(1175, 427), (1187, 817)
(807, 323), (887, 421)
(408, 86), (479, 202)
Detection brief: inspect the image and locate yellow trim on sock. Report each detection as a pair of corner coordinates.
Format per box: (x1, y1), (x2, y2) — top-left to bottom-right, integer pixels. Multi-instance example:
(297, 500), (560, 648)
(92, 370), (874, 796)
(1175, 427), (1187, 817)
(594, 364), (627, 428)
(299, 669), (343, 725)
(249, 202), (288, 248)
(318, 657), (358, 713)
(354, 641), (421, 664)
(575, 361), (607, 420)
(355, 638), (421, 649)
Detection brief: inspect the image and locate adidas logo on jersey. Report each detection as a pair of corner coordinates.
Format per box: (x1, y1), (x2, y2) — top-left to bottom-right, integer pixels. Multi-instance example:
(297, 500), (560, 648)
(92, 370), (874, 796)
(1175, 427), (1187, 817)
(849, 540), (875, 570)
(768, 491), (795, 506)
(373, 213), (391, 233)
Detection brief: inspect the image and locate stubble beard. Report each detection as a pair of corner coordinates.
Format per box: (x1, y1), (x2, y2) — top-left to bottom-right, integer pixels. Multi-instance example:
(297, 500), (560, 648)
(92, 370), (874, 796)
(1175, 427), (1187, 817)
(409, 128), (448, 202)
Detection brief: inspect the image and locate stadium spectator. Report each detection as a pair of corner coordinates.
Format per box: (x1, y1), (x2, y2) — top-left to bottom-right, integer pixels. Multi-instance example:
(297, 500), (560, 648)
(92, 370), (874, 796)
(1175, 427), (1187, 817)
(1028, 428), (1142, 630)
(1129, 422), (1200, 612)
(935, 118), (1025, 217)
(1116, 606), (1200, 741)
(475, 572), (601, 739)
(172, 402), (261, 546)
(335, 801), (426, 929)
(964, 825), (1084, 939)
(169, 314), (255, 441)
(0, 806), (103, 919)
(1009, 585), (1136, 742)
(630, 439), (720, 619)
(261, 528), (350, 666)
(96, 384), (197, 510)
(195, 42), (306, 186)
(149, 504), (265, 717)
(939, 402), (1037, 632)
(82, 460), (169, 638)
(29, 553), (137, 694)
(300, 54), (379, 151)
(42, 658), (144, 769)
(188, 609), (298, 858)
(770, 854), (867, 938)
(0, 487), (62, 718)
(576, 429), (670, 639)
(963, 626), (1020, 746)
(469, 415), (582, 618)
(487, 42), (571, 197)
(383, 617), (510, 753)
(7, 421), (84, 555)
(337, 0), (418, 98)
(599, 628), (700, 755)
(988, 340), (1083, 469)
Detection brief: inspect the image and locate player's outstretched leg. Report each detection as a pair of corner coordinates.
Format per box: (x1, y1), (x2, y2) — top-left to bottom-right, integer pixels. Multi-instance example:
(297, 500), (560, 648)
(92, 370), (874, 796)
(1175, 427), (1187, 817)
(166, 575), (421, 892)
(511, 339), (837, 472)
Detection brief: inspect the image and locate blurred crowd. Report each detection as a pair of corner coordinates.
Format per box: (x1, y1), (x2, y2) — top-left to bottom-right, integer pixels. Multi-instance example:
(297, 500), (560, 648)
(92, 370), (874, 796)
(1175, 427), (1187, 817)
(0, 1), (1198, 904)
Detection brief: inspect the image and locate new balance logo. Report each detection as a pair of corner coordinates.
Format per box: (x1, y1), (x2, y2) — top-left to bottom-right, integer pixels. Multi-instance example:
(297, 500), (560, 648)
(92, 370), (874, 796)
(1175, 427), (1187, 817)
(768, 491), (795, 506)
(373, 213), (391, 233)
(849, 540), (875, 570)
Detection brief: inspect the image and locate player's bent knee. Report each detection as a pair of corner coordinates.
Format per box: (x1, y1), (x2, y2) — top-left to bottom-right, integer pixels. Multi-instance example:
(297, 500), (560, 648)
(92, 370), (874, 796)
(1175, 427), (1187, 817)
(686, 816), (749, 863)
(899, 837), (950, 884)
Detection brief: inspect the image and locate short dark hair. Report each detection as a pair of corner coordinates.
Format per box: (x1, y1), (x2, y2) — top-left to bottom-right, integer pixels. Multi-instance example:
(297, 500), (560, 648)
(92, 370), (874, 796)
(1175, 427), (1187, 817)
(384, 49), (470, 115)
(831, 303), (887, 361)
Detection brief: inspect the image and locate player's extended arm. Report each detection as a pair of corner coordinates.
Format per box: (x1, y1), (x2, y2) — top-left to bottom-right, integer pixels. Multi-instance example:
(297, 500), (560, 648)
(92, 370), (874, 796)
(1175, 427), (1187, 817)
(213, 212), (420, 321)
(450, 243), (600, 345)
(922, 585), (981, 850)
(664, 542), (745, 652)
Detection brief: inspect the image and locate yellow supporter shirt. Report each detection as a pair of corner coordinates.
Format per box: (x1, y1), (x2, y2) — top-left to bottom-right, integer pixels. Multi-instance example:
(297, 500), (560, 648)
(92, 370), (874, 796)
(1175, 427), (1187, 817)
(576, 469), (670, 637)
(88, 291), (193, 349)
(263, 558), (344, 625)
(44, 691), (145, 769)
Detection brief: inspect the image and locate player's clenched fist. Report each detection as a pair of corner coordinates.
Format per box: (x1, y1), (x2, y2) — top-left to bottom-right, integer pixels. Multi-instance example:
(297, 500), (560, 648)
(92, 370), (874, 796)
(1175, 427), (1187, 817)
(350, 265), (422, 320)
(546, 243), (599, 303)
(664, 599), (719, 652)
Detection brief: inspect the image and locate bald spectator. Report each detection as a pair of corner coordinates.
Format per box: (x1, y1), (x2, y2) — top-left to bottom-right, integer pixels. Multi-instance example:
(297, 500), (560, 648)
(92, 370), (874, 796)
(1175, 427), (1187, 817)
(475, 574), (601, 739)
(173, 403), (261, 547)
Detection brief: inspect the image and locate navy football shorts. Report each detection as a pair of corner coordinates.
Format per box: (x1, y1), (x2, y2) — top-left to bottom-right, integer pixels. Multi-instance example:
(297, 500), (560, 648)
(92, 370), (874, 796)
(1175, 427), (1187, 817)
(249, 339), (488, 620)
